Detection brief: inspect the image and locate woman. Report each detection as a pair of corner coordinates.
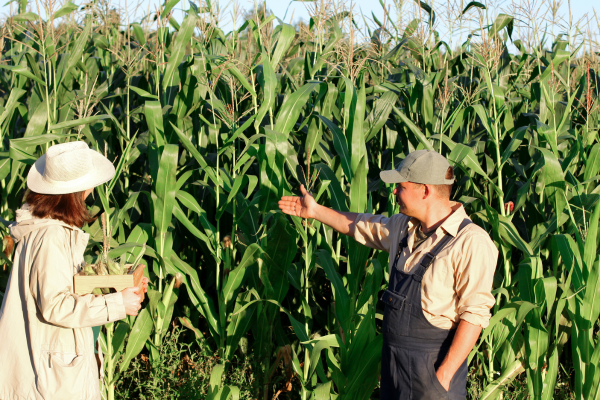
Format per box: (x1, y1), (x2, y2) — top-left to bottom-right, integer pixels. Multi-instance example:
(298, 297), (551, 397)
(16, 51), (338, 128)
(0, 141), (147, 400)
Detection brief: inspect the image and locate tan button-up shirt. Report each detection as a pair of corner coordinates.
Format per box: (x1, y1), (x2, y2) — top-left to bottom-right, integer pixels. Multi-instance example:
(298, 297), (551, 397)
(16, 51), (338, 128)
(353, 202), (498, 329)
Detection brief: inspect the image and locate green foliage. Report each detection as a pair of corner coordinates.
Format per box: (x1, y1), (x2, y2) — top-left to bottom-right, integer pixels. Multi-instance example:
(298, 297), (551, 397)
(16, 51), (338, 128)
(115, 327), (259, 399)
(0, 1), (599, 399)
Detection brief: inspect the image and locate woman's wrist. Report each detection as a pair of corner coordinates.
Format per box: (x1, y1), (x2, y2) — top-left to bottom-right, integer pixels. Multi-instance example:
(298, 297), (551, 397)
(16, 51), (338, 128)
(104, 292), (127, 322)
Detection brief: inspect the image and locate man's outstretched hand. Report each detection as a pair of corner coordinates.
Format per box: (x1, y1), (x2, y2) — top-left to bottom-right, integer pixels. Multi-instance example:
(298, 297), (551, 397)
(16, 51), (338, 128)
(279, 184), (358, 236)
(278, 184), (318, 219)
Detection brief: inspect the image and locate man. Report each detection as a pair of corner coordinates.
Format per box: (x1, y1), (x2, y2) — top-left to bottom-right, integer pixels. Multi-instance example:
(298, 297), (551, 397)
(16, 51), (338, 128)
(278, 150), (498, 400)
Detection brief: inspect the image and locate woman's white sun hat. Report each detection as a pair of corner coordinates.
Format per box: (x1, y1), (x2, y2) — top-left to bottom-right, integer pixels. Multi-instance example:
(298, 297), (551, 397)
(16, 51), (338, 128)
(27, 141), (116, 195)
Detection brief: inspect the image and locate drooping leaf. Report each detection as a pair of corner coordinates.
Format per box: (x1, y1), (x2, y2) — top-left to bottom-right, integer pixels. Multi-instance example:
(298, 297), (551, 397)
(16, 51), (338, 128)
(489, 13), (514, 39)
(461, 1), (486, 15)
(53, 2), (78, 18)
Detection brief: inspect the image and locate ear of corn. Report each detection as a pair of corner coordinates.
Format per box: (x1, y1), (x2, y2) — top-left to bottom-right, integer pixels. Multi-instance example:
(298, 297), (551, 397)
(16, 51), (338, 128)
(0, 1), (599, 398)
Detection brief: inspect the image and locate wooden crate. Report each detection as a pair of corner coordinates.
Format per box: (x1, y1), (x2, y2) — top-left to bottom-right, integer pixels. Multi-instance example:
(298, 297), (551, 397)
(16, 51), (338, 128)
(74, 264), (145, 300)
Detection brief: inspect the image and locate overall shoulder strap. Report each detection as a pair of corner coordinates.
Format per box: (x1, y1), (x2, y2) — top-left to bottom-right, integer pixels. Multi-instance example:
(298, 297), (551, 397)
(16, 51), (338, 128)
(413, 218), (472, 281)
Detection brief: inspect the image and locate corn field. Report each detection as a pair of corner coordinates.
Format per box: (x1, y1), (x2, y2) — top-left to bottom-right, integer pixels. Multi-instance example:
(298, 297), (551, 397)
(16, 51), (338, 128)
(0, 0), (599, 398)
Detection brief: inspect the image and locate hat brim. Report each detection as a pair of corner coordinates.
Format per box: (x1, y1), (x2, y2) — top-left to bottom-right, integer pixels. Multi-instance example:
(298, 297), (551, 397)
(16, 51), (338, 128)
(27, 150), (116, 195)
(380, 169), (409, 184)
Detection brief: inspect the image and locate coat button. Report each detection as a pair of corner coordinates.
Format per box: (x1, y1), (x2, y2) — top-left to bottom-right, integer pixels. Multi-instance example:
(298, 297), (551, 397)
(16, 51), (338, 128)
(389, 297), (392, 301)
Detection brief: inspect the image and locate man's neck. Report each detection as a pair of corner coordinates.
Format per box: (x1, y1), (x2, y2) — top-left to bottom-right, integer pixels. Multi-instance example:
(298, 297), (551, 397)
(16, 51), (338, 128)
(417, 202), (454, 233)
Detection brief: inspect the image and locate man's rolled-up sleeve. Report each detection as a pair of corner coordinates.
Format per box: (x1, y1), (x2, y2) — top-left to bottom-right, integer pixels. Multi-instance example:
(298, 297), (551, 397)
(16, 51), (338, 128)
(353, 213), (395, 252)
(455, 232), (498, 328)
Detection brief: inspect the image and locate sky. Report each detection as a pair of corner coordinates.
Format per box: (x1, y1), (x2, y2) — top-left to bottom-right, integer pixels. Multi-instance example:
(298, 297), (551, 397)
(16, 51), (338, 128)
(0, 0), (598, 46)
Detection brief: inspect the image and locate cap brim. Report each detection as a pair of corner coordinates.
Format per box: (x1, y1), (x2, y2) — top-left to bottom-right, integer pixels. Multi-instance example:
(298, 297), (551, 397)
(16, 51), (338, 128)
(380, 170), (409, 184)
(27, 150), (116, 195)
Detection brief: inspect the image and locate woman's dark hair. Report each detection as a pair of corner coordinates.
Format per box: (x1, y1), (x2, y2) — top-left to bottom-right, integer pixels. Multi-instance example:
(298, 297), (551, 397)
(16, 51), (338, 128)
(25, 190), (94, 228)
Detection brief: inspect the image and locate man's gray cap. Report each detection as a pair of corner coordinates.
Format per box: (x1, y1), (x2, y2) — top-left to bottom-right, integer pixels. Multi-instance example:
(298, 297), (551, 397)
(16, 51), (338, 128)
(380, 150), (455, 185)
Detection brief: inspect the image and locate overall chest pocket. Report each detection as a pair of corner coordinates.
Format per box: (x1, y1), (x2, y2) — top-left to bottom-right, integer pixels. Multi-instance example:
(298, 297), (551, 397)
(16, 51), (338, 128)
(381, 289), (411, 336)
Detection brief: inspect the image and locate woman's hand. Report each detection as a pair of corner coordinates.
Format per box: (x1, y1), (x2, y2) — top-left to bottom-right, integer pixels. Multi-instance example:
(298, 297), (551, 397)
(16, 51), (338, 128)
(141, 277), (149, 293)
(121, 287), (143, 316)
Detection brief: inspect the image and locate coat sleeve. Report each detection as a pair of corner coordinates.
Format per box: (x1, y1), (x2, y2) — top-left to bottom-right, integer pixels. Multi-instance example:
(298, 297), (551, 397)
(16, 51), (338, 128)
(29, 226), (127, 328)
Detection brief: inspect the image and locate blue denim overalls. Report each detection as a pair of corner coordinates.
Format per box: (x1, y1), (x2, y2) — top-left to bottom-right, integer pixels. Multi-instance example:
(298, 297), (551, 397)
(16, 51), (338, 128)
(379, 225), (470, 400)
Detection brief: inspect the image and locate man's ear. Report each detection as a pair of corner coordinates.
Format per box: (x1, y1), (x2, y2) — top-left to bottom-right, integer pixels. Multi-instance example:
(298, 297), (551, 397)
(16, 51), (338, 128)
(423, 184), (431, 199)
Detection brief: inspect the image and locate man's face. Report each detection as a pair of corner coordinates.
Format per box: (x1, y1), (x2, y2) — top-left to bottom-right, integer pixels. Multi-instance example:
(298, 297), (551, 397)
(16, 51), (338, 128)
(392, 182), (424, 217)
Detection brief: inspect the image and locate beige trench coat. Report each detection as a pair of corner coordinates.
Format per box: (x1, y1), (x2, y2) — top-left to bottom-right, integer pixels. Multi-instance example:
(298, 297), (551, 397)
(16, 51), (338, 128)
(0, 205), (126, 400)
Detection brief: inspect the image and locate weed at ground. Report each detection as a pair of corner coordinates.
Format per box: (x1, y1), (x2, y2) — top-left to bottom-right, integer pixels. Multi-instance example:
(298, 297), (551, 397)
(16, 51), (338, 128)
(115, 327), (259, 399)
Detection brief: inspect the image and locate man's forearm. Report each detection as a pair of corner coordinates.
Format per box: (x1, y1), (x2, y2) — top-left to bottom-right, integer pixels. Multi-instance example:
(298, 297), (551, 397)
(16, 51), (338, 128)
(313, 203), (360, 236)
(436, 319), (482, 389)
